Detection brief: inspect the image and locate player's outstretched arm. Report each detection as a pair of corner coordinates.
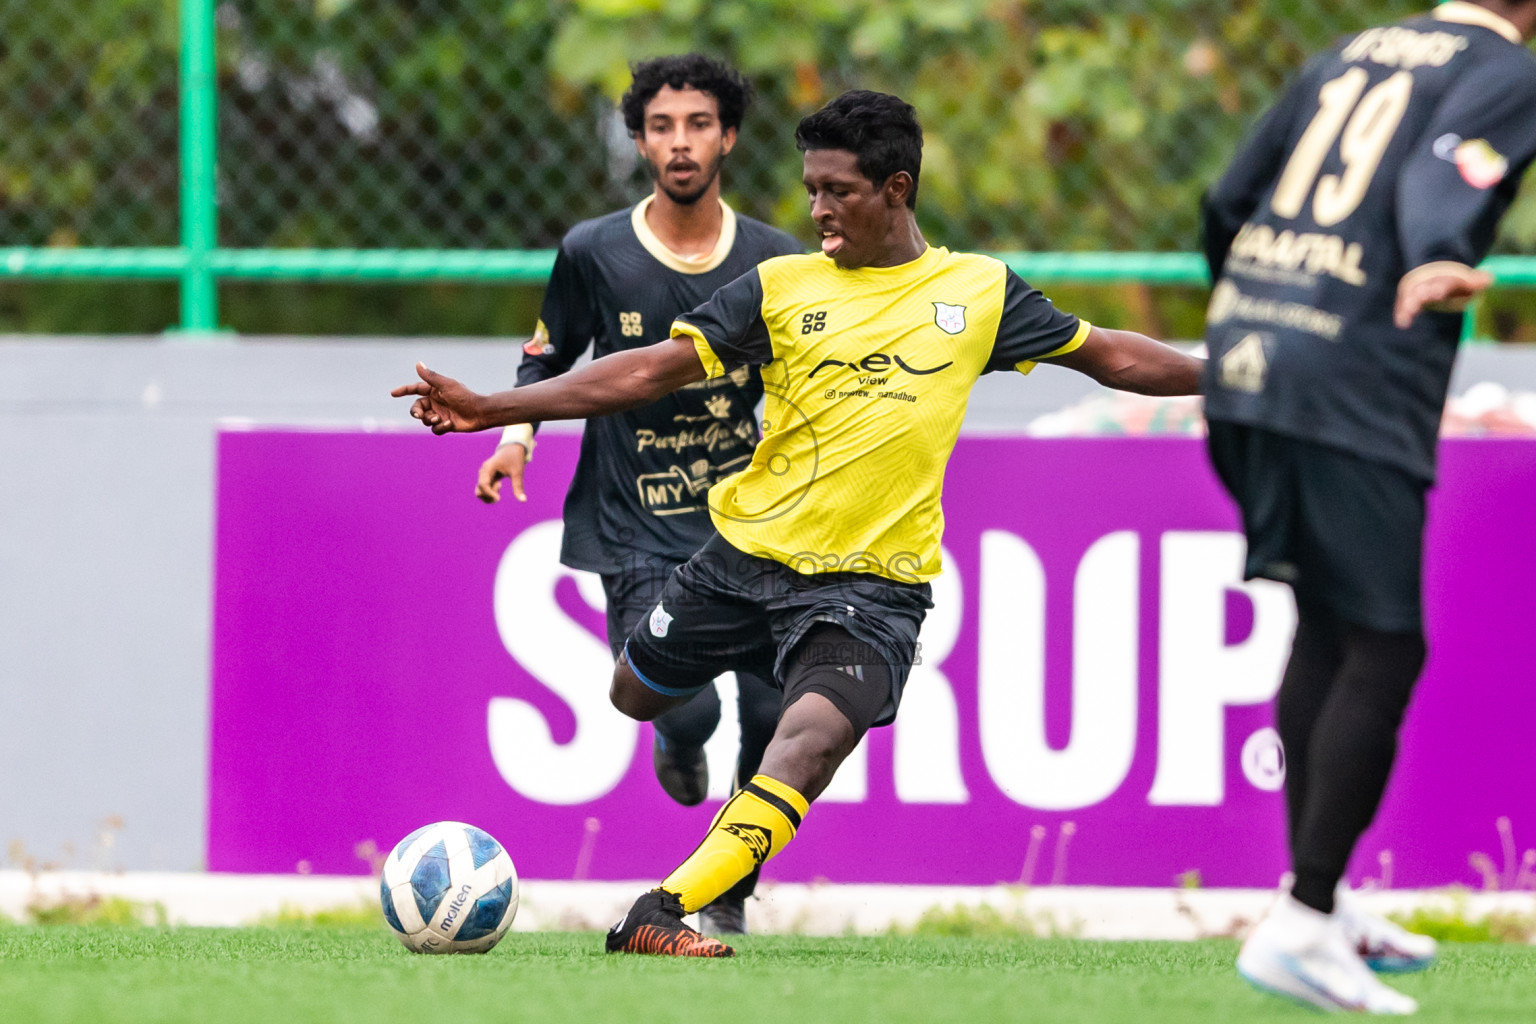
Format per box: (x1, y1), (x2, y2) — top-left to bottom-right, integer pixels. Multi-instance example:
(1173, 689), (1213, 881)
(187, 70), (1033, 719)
(1391, 59), (1536, 328)
(392, 334), (707, 435)
(1045, 326), (1203, 396)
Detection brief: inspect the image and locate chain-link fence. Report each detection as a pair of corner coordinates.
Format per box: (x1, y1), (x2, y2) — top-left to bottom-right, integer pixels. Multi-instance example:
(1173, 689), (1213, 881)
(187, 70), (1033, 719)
(4, 1), (1536, 324)
(214, 0), (1491, 252)
(0, 1), (180, 248)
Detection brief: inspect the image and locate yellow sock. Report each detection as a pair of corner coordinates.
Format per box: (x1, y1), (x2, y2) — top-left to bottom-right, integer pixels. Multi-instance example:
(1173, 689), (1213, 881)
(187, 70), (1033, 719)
(661, 775), (809, 913)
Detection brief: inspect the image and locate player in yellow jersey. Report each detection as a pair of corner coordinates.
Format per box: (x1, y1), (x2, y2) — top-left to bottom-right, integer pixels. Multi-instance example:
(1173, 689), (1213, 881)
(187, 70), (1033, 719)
(395, 90), (1203, 957)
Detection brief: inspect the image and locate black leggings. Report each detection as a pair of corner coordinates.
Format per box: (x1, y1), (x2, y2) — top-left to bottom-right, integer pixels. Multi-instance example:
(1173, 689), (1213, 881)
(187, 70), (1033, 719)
(1279, 600), (1425, 913)
(651, 670), (780, 787)
(781, 623), (894, 742)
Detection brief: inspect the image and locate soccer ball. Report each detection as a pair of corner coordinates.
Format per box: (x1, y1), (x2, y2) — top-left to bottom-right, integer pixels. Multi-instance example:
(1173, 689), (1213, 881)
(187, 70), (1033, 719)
(379, 821), (519, 953)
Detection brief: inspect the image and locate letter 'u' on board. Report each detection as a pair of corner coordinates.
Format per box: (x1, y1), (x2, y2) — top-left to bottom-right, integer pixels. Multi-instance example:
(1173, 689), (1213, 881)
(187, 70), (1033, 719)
(977, 530), (1139, 811)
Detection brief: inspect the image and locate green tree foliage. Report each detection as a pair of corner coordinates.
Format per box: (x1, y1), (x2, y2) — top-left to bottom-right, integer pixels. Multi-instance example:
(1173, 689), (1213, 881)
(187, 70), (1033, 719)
(543, 0), (1482, 251)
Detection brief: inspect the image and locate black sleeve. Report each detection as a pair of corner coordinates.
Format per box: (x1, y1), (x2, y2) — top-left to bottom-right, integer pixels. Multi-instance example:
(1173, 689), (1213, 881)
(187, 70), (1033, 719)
(1202, 66), (1313, 281)
(1396, 58), (1536, 272)
(985, 269), (1085, 373)
(673, 267), (774, 376)
(516, 241), (598, 388)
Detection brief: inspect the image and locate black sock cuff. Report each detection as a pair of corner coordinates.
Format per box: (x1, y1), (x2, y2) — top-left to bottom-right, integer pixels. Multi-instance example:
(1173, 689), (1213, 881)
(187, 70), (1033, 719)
(1292, 870), (1337, 914)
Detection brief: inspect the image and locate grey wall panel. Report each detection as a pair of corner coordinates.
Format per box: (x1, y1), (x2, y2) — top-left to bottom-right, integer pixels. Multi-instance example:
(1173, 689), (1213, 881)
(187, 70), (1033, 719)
(0, 338), (537, 870)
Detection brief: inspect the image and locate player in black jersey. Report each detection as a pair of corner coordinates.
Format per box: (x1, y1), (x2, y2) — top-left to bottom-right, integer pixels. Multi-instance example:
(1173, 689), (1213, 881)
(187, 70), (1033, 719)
(473, 54), (802, 935)
(1202, 1), (1536, 1012)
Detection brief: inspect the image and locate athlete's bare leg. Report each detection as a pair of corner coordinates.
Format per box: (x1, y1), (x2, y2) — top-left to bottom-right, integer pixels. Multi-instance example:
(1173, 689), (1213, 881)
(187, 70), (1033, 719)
(609, 655), (690, 721)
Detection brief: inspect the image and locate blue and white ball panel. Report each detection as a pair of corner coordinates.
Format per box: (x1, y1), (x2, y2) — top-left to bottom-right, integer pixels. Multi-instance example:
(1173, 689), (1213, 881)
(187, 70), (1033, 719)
(380, 821), (518, 954)
(379, 875), (405, 934)
(392, 823), (437, 859)
(409, 839), (454, 924)
(455, 877), (516, 942)
(468, 827), (504, 871)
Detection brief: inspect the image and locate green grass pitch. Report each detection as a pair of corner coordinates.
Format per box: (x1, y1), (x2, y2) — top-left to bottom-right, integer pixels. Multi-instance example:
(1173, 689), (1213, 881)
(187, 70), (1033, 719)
(2, 927), (1534, 1023)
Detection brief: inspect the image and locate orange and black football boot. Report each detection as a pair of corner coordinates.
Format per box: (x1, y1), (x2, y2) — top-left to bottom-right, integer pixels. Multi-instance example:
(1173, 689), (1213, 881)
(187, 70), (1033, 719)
(604, 889), (735, 957)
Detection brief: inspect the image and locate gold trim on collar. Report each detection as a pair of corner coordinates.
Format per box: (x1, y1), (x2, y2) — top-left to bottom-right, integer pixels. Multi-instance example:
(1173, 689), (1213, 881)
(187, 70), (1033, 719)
(630, 194), (737, 275)
(1434, 2), (1522, 45)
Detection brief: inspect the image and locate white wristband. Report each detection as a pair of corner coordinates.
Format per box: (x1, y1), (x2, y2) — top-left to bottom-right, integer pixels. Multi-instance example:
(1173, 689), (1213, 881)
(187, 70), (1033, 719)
(498, 423), (535, 462)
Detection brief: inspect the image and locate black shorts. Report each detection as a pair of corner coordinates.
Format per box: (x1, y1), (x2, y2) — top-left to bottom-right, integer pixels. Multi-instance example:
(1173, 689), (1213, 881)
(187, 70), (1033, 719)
(1206, 420), (1428, 633)
(623, 533), (933, 727)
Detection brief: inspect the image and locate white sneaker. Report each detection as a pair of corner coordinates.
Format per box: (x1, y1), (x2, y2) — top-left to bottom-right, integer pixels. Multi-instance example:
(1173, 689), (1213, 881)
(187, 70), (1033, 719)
(1336, 888), (1438, 974)
(1237, 895), (1419, 1014)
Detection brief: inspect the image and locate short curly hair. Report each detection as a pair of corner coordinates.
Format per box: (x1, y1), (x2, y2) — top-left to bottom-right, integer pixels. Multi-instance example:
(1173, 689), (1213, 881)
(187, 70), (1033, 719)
(620, 54), (754, 135)
(795, 91), (923, 209)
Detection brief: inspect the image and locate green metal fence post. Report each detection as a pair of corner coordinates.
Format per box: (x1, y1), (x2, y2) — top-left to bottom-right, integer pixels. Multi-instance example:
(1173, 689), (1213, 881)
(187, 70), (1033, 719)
(177, 0), (219, 333)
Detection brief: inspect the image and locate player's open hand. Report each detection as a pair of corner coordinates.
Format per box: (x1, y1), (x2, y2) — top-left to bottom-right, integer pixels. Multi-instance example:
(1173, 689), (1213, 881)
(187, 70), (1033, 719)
(1394, 265), (1493, 329)
(391, 363), (485, 434)
(476, 443), (528, 504)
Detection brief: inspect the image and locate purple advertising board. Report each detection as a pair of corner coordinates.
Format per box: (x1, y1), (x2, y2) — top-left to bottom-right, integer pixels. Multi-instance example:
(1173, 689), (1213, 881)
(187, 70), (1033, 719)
(210, 430), (1536, 889)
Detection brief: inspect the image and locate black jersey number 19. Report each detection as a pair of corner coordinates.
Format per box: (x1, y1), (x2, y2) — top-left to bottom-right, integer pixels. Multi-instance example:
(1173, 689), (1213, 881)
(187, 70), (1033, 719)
(1271, 68), (1414, 227)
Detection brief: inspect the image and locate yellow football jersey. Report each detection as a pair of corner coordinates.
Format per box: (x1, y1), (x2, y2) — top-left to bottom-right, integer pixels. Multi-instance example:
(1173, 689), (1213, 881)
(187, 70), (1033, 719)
(672, 245), (1089, 582)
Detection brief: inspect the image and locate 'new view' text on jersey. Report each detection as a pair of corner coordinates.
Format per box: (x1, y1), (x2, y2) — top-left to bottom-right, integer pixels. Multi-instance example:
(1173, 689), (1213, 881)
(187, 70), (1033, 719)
(1202, 2), (1536, 480)
(518, 197), (802, 573)
(674, 245), (1090, 583)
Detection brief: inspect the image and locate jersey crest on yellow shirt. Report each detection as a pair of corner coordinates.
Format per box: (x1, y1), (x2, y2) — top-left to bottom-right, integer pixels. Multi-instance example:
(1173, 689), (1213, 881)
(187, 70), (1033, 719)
(933, 302), (967, 335)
